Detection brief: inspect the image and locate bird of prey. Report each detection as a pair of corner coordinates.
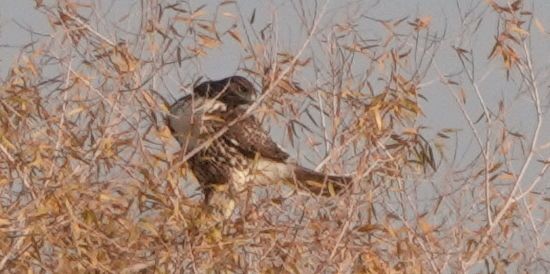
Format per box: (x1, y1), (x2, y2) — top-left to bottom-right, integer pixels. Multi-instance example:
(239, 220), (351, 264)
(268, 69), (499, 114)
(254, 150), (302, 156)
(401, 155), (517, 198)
(167, 76), (351, 214)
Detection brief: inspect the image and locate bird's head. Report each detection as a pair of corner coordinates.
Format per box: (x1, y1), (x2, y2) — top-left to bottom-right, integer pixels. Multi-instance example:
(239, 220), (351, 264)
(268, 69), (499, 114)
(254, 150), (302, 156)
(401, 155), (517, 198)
(194, 76), (257, 108)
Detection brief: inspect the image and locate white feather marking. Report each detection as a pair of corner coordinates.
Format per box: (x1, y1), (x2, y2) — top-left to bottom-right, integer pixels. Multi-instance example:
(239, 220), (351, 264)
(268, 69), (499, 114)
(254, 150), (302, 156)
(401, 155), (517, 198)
(227, 146), (238, 153)
(231, 159), (292, 191)
(229, 138), (240, 146)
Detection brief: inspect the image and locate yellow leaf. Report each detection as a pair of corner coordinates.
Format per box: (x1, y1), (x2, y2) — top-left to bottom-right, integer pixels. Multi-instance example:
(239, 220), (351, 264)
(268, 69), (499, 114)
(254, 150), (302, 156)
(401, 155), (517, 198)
(198, 22), (215, 33)
(0, 136), (16, 151)
(198, 34), (221, 48)
(0, 177), (8, 187)
(110, 44), (139, 73)
(458, 88), (466, 104)
(403, 128), (417, 135)
(67, 107), (84, 116)
(71, 222), (81, 240)
(141, 90), (157, 108)
(139, 222), (159, 237)
(509, 25), (529, 37)
(357, 224), (384, 233)
(158, 126), (173, 140)
(174, 10), (205, 24)
(99, 193), (114, 202)
(372, 106), (382, 130)
(190, 9), (206, 21)
(411, 16), (432, 31)
(227, 29), (242, 44)
(0, 218), (10, 226)
(534, 18), (545, 34)
(498, 173), (515, 181)
(418, 217), (433, 235)
(222, 11), (237, 19)
(188, 46), (207, 57)
(208, 227), (223, 243)
(203, 114), (225, 122)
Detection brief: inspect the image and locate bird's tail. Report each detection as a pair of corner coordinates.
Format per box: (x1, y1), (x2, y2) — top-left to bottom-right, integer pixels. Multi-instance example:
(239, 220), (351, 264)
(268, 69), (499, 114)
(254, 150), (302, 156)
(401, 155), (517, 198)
(292, 165), (353, 196)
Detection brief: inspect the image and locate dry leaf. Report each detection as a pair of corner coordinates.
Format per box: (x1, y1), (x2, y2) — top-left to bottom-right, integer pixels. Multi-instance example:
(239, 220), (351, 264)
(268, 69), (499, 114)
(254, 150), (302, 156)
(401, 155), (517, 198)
(198, 34), (221, 48)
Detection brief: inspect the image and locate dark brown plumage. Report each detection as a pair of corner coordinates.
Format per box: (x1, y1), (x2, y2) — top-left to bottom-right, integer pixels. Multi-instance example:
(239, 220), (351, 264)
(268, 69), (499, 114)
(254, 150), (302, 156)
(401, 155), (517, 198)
(167, 76), (352, 206)
(193, 76), (257, 107)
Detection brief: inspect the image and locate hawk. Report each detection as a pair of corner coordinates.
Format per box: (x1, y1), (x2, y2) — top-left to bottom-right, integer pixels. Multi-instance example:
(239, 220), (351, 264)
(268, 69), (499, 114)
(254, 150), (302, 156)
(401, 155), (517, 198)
(168, 76), (351, 214)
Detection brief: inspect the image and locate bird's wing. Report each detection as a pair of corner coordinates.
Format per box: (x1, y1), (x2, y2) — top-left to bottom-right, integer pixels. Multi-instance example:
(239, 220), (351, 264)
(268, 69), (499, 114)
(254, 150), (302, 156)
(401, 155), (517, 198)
(167, 95), (201, 150)
(168, 96), (288, 162)
(221, 108), (290, 162)
(168, 95), (230, 149)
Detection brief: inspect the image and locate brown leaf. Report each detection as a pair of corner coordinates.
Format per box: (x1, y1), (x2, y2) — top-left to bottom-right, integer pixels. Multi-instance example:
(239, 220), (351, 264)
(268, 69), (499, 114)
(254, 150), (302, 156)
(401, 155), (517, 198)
(198, 34), (221, 48)
(372, 105), (382, 130)
(409, 16), (432, 31)
(534, 18), (546, 34)
(227, 29), (242, 44)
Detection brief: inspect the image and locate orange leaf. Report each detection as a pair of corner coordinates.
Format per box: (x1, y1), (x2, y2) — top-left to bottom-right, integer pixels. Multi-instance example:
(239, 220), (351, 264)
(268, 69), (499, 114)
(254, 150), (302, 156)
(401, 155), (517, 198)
(227, 29), (242, 44)
(198, 34), (221, 48)
(534, 18), (546, 34)
(372, 106), (382, 130)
